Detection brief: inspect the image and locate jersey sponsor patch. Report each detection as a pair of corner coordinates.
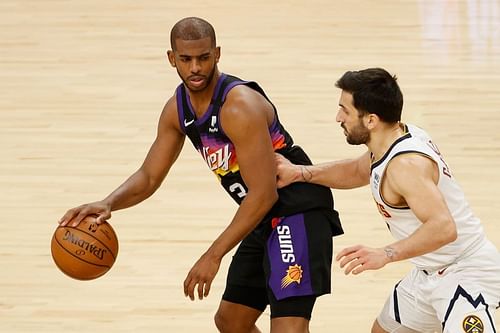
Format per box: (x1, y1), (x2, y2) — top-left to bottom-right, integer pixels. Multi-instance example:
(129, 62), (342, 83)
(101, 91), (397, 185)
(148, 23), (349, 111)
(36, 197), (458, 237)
(209, 115), (218, 133)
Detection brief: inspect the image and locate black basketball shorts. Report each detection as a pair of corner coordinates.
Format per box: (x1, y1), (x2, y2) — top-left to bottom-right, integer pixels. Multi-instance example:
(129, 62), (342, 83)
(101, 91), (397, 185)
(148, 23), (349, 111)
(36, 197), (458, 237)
(222, 209), (337, 319)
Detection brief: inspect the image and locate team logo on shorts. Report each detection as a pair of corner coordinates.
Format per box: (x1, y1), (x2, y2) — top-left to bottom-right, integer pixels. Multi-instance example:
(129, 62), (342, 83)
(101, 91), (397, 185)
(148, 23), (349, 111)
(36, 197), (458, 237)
(281, 264), (303, 288)
(462, 315), (484, 333)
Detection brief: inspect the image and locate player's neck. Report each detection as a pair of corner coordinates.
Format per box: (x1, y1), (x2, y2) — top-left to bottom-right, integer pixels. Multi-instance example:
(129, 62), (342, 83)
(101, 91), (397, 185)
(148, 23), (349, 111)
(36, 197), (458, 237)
(187, 70), (221, 119)
(368, 122), (404, 161)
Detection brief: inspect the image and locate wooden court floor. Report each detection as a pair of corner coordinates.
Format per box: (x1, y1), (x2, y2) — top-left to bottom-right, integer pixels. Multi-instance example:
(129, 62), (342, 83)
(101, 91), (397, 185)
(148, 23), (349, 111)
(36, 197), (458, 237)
(1, 0), (499, 332)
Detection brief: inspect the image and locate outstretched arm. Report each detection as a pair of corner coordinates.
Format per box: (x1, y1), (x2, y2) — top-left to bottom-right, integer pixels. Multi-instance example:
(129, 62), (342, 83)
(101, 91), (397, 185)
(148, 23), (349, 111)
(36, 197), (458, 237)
(275, 150), (371, 189)
(183, 86), (278, 300)
(336, 154), (457, 275)
(59, 97), (185, 226)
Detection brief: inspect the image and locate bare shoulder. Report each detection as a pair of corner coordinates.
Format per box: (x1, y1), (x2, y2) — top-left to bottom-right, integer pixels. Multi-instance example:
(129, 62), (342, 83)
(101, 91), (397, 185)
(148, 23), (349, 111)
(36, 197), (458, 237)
(389, 153), (436, 172)
(386, 153), (438, 185)
(223, 84), (273, 119)
(158, 95), (183, 133)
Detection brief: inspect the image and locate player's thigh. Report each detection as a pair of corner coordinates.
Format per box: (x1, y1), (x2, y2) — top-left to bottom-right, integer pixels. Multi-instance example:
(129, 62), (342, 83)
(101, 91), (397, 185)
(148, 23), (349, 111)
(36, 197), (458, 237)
(377, 271), (441, 333)
(372, 318), (419, 333)
(223, 230), (269, 311)
(267, 293), (315, 332)
(264, 210), (334, 302)
(442, 307), (495, 333)
(215, 299), (263, 330)
(270, 316), (310, 333)
(434, 277), (498, 332)
(433, 247), (500, 332)
(219, 231), (267, 327)
(268, 293), (316, 320)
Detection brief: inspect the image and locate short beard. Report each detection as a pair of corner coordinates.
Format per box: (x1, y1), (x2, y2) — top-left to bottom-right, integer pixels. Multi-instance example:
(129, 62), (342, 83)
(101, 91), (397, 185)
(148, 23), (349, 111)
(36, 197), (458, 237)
(345, 123), (370, 145)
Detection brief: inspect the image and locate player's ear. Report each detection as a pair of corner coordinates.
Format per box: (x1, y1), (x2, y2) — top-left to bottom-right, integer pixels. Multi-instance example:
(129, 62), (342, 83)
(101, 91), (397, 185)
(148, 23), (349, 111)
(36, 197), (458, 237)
(215, 46), (221, 63)
(365, 113), (379, 130)
(167, 50), (176, 67)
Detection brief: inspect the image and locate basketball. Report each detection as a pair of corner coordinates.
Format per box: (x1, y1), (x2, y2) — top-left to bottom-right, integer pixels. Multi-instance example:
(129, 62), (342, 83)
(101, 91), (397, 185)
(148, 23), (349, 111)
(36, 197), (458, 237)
(51, 215), (119, 280)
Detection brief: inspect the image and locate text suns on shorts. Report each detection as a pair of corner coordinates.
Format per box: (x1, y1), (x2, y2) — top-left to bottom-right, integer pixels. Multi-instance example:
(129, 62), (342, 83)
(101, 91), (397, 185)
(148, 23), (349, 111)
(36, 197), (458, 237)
(277, 225), (303, 288)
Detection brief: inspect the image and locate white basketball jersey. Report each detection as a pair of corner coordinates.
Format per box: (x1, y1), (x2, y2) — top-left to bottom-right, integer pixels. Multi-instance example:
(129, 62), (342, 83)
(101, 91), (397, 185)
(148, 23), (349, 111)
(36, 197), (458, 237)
(370, 124), (487, 270)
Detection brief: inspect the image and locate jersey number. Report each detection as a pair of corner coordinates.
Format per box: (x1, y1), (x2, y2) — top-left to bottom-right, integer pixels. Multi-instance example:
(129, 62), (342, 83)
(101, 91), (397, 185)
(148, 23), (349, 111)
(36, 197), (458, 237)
(229, 182), (247, 198)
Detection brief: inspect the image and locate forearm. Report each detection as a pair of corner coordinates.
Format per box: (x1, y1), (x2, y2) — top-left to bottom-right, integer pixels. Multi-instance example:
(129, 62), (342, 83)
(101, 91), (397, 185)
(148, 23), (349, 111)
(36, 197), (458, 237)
(206, 191), (278, 260)
(103, 169), (160, 211)
(298, 159), (369, 189)
(383, 218), (457, 263)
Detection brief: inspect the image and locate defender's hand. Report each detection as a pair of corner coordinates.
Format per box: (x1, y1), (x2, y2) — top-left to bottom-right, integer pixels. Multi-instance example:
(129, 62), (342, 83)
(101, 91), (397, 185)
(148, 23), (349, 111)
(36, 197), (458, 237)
(275, 153), (302, 188)
(336, 245), (390, 275)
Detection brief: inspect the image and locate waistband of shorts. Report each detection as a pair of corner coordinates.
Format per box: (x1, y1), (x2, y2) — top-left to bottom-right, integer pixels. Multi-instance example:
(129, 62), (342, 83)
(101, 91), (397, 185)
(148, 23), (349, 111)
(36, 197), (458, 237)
(420, 264), (451, 276)
(419, 234), (490, 276)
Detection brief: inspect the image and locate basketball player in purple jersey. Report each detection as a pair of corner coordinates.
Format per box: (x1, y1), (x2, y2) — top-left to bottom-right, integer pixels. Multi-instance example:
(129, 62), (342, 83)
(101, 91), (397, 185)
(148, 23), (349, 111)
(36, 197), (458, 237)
(276, 68), (500, 332)
(59, 17), (342, 332)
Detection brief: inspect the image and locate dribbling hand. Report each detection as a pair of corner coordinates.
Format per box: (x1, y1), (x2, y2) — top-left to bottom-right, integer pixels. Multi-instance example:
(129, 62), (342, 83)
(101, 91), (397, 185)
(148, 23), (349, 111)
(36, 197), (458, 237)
(58, 201), (111, 227)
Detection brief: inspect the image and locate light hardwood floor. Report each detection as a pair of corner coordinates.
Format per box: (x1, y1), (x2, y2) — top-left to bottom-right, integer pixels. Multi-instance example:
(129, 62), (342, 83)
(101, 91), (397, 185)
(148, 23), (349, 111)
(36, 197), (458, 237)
(1, 0), (499, 332)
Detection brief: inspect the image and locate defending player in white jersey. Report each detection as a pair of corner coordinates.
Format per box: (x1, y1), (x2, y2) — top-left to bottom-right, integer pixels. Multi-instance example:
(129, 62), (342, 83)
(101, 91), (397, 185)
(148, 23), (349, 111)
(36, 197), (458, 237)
(275, 67), (500, 332)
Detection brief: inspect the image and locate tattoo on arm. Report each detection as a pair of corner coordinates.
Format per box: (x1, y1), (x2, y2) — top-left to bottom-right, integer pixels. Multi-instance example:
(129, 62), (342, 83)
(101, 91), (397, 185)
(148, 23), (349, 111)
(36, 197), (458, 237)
(384, 247), (396, 261)
(301, 165), (313, 182)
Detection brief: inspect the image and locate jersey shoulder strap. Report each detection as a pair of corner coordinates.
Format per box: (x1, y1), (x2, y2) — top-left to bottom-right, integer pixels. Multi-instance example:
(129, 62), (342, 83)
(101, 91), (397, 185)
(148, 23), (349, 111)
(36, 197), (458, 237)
(176, 74), (270, 150)
(176, 84), (202, 150)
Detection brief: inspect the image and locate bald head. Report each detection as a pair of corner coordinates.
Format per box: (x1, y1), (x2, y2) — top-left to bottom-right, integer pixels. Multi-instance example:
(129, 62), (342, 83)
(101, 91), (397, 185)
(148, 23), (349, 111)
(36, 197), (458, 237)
(170, 17), (216, 51)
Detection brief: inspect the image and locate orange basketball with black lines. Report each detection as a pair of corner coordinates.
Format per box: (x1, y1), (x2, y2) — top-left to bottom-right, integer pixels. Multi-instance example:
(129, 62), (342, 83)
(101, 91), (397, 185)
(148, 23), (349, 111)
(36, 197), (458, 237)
(51, 216), (119, 280)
